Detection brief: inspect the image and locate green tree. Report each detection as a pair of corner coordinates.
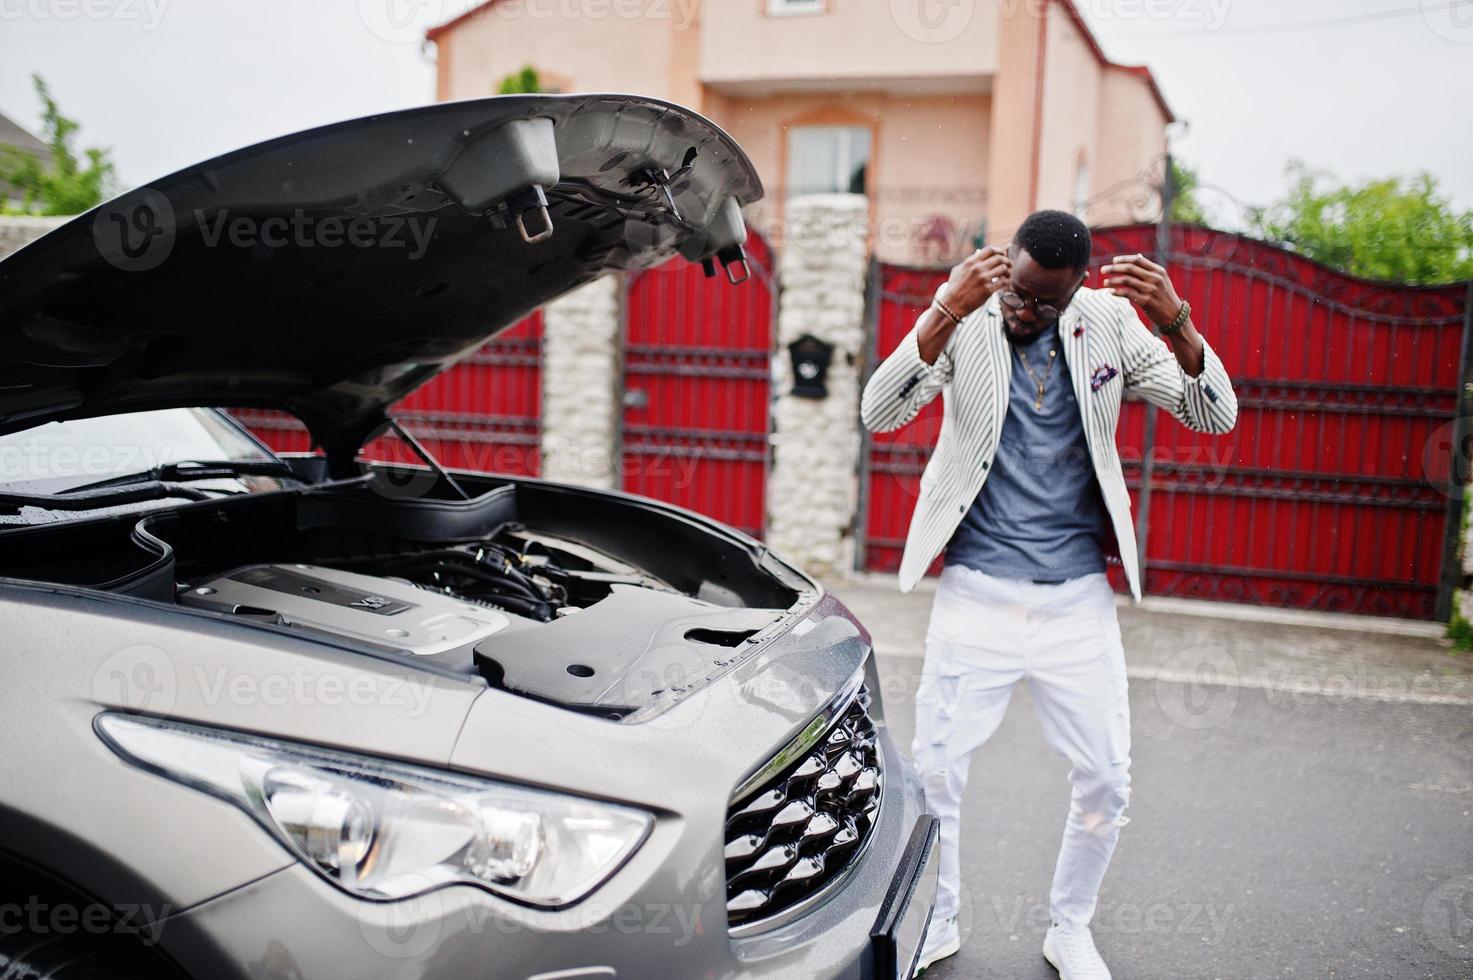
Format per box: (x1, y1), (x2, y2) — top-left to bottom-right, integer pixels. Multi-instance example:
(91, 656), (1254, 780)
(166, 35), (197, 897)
(496, 66), (543, 95)
(1168, 159), (1208, 225)
(0, 73), (116, 216)
(1252, 161), (1473, 284)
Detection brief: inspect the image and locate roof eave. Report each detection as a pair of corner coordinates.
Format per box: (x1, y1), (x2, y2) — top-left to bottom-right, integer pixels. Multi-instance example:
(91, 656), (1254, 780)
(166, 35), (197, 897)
(1055, 0), (1175, 123)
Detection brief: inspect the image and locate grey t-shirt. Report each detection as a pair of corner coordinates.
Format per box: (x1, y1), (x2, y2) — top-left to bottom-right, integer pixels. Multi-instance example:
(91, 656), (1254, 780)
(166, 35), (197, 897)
(944, 323), (1109, 582)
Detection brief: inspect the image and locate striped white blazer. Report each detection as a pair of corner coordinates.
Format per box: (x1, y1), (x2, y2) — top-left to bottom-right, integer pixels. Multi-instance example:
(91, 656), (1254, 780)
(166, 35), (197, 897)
(860, 285), (1238, 598)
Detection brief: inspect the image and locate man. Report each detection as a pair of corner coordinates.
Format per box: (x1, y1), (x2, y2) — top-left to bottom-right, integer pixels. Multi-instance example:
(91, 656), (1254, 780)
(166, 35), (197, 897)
(860, 210), (1237, 979)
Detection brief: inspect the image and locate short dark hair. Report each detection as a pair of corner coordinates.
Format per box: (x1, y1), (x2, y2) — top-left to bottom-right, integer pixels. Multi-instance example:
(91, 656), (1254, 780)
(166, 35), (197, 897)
(1014, 209), (1091, 272)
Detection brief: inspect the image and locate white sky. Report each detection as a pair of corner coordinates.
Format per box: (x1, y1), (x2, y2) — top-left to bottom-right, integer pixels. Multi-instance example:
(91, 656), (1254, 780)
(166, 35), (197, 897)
(1, 0), (1470, 220)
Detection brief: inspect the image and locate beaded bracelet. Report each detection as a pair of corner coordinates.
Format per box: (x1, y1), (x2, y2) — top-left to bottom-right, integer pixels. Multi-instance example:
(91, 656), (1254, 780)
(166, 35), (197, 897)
(934, 298), (965, 327)
(1158, 300), (1191, 335)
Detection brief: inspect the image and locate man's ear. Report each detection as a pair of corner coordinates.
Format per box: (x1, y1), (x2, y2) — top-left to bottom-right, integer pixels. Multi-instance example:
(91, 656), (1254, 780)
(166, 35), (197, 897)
(1062, 268), (1088, 305)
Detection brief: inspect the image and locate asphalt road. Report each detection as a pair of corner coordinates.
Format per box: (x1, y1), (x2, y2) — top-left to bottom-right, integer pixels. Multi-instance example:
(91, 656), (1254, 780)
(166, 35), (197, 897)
(874, 654), (1473, 980)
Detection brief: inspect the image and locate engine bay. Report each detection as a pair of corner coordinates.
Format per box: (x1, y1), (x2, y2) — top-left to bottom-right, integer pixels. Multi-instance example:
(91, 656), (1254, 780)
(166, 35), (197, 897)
(0, 472), (814, 720)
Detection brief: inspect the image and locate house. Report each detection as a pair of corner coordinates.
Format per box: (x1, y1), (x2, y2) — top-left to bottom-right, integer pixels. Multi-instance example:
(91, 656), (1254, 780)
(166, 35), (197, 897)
(0, 109), (51, 209)
(425, 0), (1174, 262)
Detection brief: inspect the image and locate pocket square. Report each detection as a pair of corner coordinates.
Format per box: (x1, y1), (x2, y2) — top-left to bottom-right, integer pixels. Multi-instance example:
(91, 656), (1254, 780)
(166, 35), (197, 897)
(1089, 364), (1119, 391)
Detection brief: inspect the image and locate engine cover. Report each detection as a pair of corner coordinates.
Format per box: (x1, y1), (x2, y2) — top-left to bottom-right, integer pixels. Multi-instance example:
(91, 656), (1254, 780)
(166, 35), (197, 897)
(180, 563), (511, 670)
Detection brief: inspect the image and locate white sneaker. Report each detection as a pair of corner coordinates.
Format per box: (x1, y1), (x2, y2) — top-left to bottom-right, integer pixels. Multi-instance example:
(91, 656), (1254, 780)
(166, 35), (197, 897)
(1042, 923), (1112, 980)
(913, 913), (960, 975)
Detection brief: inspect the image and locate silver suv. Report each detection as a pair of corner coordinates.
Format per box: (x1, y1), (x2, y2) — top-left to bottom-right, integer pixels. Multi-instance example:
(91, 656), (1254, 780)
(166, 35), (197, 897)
(0, 95), (937, 979)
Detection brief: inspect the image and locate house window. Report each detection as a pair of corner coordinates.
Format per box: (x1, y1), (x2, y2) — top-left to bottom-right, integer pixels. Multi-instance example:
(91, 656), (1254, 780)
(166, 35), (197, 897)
(767, 0), (825, 16)
(787, 126), (871, 197)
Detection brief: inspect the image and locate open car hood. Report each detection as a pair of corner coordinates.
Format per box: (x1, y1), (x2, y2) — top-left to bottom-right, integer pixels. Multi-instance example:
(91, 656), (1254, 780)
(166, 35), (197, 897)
(0, 94), (761, 462)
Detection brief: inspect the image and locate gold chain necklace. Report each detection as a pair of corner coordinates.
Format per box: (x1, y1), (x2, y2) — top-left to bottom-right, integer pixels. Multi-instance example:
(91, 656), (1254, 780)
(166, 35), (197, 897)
(1013, 342), (1058, 410)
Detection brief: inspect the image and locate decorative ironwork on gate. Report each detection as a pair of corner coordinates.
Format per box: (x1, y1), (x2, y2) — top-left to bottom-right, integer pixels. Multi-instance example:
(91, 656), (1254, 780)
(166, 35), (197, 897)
(619, 233), (777, 539)
(858, 224), (1473, 621)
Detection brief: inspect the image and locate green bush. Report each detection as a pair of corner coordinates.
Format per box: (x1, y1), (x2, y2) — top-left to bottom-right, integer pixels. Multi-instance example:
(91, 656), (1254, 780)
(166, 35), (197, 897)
(1253, 161), (1473, 285)
(0, 73), (116, 216)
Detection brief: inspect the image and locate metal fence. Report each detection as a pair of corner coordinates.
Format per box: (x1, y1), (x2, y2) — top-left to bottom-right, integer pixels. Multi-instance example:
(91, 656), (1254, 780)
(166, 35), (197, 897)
(236, 311), (543, 475)
(618, 233), (778, 539)
(235, 215), (1472, 621)
(859, 223), (1472, 620)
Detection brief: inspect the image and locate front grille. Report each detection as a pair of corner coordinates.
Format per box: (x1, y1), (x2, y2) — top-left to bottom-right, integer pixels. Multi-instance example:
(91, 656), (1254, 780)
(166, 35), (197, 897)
(724, 685), (882, 928)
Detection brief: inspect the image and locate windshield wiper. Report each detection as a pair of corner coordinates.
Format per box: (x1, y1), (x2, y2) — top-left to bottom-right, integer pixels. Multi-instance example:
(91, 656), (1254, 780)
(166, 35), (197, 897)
(62, 459), (300, 495)
(0, 481), (235, 513)
(0, 460), (301, 514)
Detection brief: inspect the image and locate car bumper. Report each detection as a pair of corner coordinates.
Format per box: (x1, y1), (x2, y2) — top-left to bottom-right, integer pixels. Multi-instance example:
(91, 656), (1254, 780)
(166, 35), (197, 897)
(158, 729), (932, 980)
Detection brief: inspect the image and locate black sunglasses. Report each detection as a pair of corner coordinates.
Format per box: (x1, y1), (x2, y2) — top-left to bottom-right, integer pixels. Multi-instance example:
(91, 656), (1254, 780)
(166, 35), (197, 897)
(997, 290), (1067, 323)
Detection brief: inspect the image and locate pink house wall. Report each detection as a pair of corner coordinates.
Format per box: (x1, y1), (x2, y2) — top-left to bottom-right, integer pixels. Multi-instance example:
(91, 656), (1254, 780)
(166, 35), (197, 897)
(1033, 5), (1169, 233)
(1035, 6), (1104, 221)
(698, 0), (999, 88)
(1092, 69), (1170, 226)
(428, 1), (1170, 261)
(434, 4), (678, 101)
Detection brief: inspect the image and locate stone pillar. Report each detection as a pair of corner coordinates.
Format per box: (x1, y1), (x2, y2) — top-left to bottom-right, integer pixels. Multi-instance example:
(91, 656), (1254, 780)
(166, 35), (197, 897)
(767, 194), (871, 578)
(539, 275), (622, 489)
(0, 216), (68, 260)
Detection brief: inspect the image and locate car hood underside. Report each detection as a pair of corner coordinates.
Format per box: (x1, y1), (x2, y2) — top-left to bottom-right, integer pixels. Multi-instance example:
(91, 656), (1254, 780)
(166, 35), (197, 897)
(0, 94), (762, 462)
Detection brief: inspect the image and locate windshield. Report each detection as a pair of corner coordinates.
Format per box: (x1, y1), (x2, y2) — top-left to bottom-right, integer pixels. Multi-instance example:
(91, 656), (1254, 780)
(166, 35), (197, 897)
(0, 408), (276, 494)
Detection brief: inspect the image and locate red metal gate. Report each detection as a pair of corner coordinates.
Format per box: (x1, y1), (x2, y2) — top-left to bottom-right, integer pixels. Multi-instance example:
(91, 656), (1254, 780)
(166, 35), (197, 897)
(236, 311), (543, 474)
(620, 233), (776, 538)
(860, 224), (1471, 620)
(859, 264), (951, 577)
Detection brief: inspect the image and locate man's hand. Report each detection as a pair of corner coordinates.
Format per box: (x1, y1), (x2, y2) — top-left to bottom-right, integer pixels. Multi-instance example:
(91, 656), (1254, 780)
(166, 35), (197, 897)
(1104, 253), (1206, 376)
(1101, 253), (1184, 327)
(915, 245), (1011, 365)
(943, 245), (1013, 318)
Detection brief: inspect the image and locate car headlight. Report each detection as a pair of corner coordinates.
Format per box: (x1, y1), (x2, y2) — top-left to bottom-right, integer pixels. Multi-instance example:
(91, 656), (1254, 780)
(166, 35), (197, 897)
(95, 713), (653, 907)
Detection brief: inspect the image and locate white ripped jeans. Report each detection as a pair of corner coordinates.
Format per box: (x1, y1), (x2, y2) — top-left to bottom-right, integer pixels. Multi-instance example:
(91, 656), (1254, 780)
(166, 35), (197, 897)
(913, 565), (1132, 930)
